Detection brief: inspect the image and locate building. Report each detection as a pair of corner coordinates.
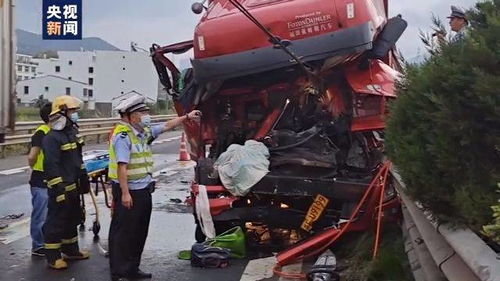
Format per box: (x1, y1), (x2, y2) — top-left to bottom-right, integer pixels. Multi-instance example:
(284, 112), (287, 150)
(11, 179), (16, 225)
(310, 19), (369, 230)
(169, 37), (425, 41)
(32, 50), (159, 104)
(16, 75), (91, 106)
(15, 54), (38, 81)
(16, 50), (162, 116)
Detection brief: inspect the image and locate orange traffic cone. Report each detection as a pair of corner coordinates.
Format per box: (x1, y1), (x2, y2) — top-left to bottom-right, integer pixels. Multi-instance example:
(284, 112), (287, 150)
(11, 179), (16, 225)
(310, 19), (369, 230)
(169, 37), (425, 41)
(178, 132), (191, 161)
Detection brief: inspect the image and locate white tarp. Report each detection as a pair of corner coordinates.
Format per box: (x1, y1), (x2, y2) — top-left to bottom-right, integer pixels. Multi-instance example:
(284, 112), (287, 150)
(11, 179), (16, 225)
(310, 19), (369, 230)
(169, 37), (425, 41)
(195, 185), (216, 239)
(214, 140), (270, 196)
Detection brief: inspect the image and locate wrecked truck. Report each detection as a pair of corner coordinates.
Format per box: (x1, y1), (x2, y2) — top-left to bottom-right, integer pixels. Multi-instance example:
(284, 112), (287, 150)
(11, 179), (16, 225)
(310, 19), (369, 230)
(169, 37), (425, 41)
(151, 0), (407, 253)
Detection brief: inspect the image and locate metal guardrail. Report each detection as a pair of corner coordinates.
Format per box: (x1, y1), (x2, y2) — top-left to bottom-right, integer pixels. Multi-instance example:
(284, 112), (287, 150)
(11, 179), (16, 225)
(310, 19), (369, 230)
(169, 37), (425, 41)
(393, 170), (500, 281)
(0, 115), (177, 156)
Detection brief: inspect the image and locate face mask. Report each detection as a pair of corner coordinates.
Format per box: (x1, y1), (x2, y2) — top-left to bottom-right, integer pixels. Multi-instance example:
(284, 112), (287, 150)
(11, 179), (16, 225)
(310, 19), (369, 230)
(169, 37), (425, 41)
(70, 112), (79, 123)
(50, 115), (67, 130)
(140, 114), (151, 127)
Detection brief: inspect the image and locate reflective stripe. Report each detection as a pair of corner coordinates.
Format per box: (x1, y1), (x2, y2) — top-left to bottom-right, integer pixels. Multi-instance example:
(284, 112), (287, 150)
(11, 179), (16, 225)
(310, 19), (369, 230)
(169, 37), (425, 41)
(129, 155), (153, 164)
(61, 236), (78, 244)
(126, 167), (149, 175)
(48, 177), (63, 187)
(127, 173), (152, 181)
(56, 194), (65, 202)
(130, 152), (153, 157)
(127, 162), (154, 169)
(45, 243), (61, 249)
(60, 142), (77, 151)
(33, 125), (50, 172)
(65, 184), (77, 192)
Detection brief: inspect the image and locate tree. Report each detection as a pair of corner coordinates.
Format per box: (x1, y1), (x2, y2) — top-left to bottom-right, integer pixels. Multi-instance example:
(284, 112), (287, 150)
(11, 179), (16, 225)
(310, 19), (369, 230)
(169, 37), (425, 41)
(386, 0), (500, 233)
(34, 50), (58, 59)
(32, 95), (49, 108)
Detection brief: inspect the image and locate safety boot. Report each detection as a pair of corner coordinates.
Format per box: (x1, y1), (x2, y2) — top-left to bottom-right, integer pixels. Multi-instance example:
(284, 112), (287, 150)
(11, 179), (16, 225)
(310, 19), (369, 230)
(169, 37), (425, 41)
(62, 241), (90, 260)
(48, 259), (68, 270)
(45, 246), (67, 270)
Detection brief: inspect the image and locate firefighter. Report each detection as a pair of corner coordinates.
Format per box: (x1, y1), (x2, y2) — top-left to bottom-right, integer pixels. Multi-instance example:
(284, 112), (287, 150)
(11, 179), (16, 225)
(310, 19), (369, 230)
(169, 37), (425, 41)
(448, 6), (468, 43)
(27, 103), (52, 257)
(108, 94), (200, 281)
(42, 96), (90, 270)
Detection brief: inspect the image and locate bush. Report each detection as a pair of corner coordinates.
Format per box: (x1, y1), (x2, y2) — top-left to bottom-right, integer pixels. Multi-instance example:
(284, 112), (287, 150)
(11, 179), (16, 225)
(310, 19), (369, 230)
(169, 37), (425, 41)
(483, 184), (500, 243)
(16, 107), (40, 121)
(386, 0), (500, 232)
(147, 100), (176, 115)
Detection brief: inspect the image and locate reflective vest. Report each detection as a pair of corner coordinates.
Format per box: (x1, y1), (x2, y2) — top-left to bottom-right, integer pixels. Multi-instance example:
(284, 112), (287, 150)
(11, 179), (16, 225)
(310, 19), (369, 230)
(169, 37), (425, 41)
(108, 123), (154, 181)
(33, 124), (50, 172)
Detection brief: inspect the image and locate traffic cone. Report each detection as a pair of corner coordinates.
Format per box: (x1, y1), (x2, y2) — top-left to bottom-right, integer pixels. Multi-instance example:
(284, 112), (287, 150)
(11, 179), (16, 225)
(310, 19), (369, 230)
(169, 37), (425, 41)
(178, 132), (191, 161)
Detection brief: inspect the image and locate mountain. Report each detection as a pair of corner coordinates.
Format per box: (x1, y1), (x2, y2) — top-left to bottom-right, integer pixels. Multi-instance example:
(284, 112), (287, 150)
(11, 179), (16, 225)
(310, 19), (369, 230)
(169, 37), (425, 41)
(16, 29), (121, 56)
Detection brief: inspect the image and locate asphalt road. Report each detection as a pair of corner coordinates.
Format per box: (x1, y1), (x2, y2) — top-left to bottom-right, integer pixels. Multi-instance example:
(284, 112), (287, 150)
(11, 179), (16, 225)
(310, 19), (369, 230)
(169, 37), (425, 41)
(0, 131), (301, 281)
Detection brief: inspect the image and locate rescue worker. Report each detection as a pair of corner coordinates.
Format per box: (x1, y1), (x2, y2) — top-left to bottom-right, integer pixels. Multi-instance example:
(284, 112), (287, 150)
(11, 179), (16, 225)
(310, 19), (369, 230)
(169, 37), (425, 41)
(447, 5), (468, 43)
(27, 103), (52, 257)
(42, 96), (90, 269)
(108, 94), (201, 281)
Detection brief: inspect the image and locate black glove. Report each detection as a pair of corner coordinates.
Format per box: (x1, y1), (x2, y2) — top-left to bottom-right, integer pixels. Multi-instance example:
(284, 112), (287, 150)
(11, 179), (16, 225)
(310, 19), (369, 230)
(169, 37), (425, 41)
(79, 174), (91, 194)
(147, 136), (156, 145)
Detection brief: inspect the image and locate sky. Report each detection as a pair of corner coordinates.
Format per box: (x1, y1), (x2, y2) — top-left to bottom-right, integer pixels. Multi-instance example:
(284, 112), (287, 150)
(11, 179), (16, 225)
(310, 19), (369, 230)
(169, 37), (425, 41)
(15, 0), (479, 60)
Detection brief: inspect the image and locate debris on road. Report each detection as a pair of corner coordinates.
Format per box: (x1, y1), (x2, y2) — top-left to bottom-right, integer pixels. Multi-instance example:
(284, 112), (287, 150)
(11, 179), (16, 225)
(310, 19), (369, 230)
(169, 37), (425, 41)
(1, 213), (24, 220)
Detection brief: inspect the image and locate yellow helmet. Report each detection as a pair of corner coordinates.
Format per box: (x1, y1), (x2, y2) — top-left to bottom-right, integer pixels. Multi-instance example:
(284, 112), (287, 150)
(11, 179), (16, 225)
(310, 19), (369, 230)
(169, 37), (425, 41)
(50, 96), (82, 116)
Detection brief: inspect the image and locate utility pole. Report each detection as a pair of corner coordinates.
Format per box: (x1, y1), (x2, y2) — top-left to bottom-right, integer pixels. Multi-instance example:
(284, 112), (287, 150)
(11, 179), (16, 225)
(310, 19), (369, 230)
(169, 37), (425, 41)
(0, 0), (16, 143)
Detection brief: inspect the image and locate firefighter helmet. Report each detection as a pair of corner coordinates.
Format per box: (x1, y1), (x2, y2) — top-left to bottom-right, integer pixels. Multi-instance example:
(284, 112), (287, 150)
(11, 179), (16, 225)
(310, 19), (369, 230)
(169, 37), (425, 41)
(50, 96), (82, 116)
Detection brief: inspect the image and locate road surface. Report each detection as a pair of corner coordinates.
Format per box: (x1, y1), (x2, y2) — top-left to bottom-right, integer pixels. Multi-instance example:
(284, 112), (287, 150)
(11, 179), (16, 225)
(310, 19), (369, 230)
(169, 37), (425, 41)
(0, 131), (305, 281)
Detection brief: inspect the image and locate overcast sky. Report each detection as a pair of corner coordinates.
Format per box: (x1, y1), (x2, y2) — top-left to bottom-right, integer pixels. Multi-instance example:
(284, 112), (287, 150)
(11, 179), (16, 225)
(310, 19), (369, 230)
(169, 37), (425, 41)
(16, 0), (478, 59)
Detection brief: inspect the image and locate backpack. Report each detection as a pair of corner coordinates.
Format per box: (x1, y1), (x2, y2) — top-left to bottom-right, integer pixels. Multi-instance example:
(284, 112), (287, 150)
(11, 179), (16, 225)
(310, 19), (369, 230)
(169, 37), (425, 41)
(190, 243), (230, 268)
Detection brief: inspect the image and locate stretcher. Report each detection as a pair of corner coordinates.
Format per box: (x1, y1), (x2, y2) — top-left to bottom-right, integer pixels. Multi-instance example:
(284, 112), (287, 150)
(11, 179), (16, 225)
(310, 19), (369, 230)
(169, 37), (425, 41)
(80, 150), (111, 239)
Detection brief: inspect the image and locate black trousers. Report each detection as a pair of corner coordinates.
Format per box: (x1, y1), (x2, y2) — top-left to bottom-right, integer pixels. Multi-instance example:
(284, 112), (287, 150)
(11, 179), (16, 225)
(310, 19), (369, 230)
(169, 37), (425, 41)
(109, 183), (152, 277)
(43, 186), (82, 263)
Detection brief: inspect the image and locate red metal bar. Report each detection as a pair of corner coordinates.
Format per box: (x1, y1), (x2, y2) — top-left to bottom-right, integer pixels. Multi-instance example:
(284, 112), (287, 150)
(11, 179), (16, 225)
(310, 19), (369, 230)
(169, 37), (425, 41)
(253, 108), (282, 140)
(373, 162), (391, 258)
(276, 228), (342, 265)
(276, 162), (392, 265)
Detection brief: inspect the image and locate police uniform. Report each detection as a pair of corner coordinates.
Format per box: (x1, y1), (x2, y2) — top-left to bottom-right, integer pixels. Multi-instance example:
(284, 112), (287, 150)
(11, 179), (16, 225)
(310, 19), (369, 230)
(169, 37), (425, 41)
(108, 97), (164, 280)
(448, 6), (468, 43)
(42, 96), (90, 269)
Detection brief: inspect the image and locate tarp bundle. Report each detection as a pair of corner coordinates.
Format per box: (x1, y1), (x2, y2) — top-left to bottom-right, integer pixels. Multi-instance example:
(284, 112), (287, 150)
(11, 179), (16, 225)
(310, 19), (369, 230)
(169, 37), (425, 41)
(214, 140), (270, 196)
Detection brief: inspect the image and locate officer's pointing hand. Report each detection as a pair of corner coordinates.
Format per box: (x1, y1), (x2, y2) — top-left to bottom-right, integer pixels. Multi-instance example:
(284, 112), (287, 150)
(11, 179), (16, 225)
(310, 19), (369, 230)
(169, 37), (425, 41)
(187, 110), (202, 122)
(122, 192), (133, 209)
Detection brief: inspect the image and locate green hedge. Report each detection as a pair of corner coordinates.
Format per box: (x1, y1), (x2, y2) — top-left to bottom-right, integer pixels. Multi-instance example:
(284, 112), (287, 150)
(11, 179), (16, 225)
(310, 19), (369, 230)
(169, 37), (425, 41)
(386, 0), (500, 233)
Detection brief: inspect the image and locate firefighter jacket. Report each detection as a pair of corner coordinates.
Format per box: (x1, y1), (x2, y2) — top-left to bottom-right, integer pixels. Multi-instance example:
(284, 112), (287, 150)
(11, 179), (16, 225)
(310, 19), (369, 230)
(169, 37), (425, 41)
(42, 125), (89, 198)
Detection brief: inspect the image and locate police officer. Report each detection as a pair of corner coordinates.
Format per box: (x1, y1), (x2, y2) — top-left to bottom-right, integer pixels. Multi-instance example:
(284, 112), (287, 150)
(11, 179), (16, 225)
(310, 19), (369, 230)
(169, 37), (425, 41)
(108, 94), (201, 281)
(42, 96), (90, 269)
(447, 5), (468, 43)
(27, 103), (52, 257)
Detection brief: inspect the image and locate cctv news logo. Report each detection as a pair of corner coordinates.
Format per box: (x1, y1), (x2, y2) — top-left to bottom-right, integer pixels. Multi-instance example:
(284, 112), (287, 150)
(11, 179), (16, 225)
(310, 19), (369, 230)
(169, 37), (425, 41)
(42, 0), (82, 40)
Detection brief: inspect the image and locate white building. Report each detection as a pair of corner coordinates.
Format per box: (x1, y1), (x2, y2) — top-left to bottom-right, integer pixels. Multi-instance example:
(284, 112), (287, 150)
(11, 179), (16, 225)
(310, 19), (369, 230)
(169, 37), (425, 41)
(16, 54), (38, 81)
(32, 50), (159, 104)
(16, 75), (91, 106)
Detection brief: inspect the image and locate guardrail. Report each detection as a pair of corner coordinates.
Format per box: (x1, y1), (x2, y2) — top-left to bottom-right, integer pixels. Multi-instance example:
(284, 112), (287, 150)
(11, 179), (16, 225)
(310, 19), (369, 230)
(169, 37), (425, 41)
(393, 170), (500, 281)
(0, 114), (177, 157)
